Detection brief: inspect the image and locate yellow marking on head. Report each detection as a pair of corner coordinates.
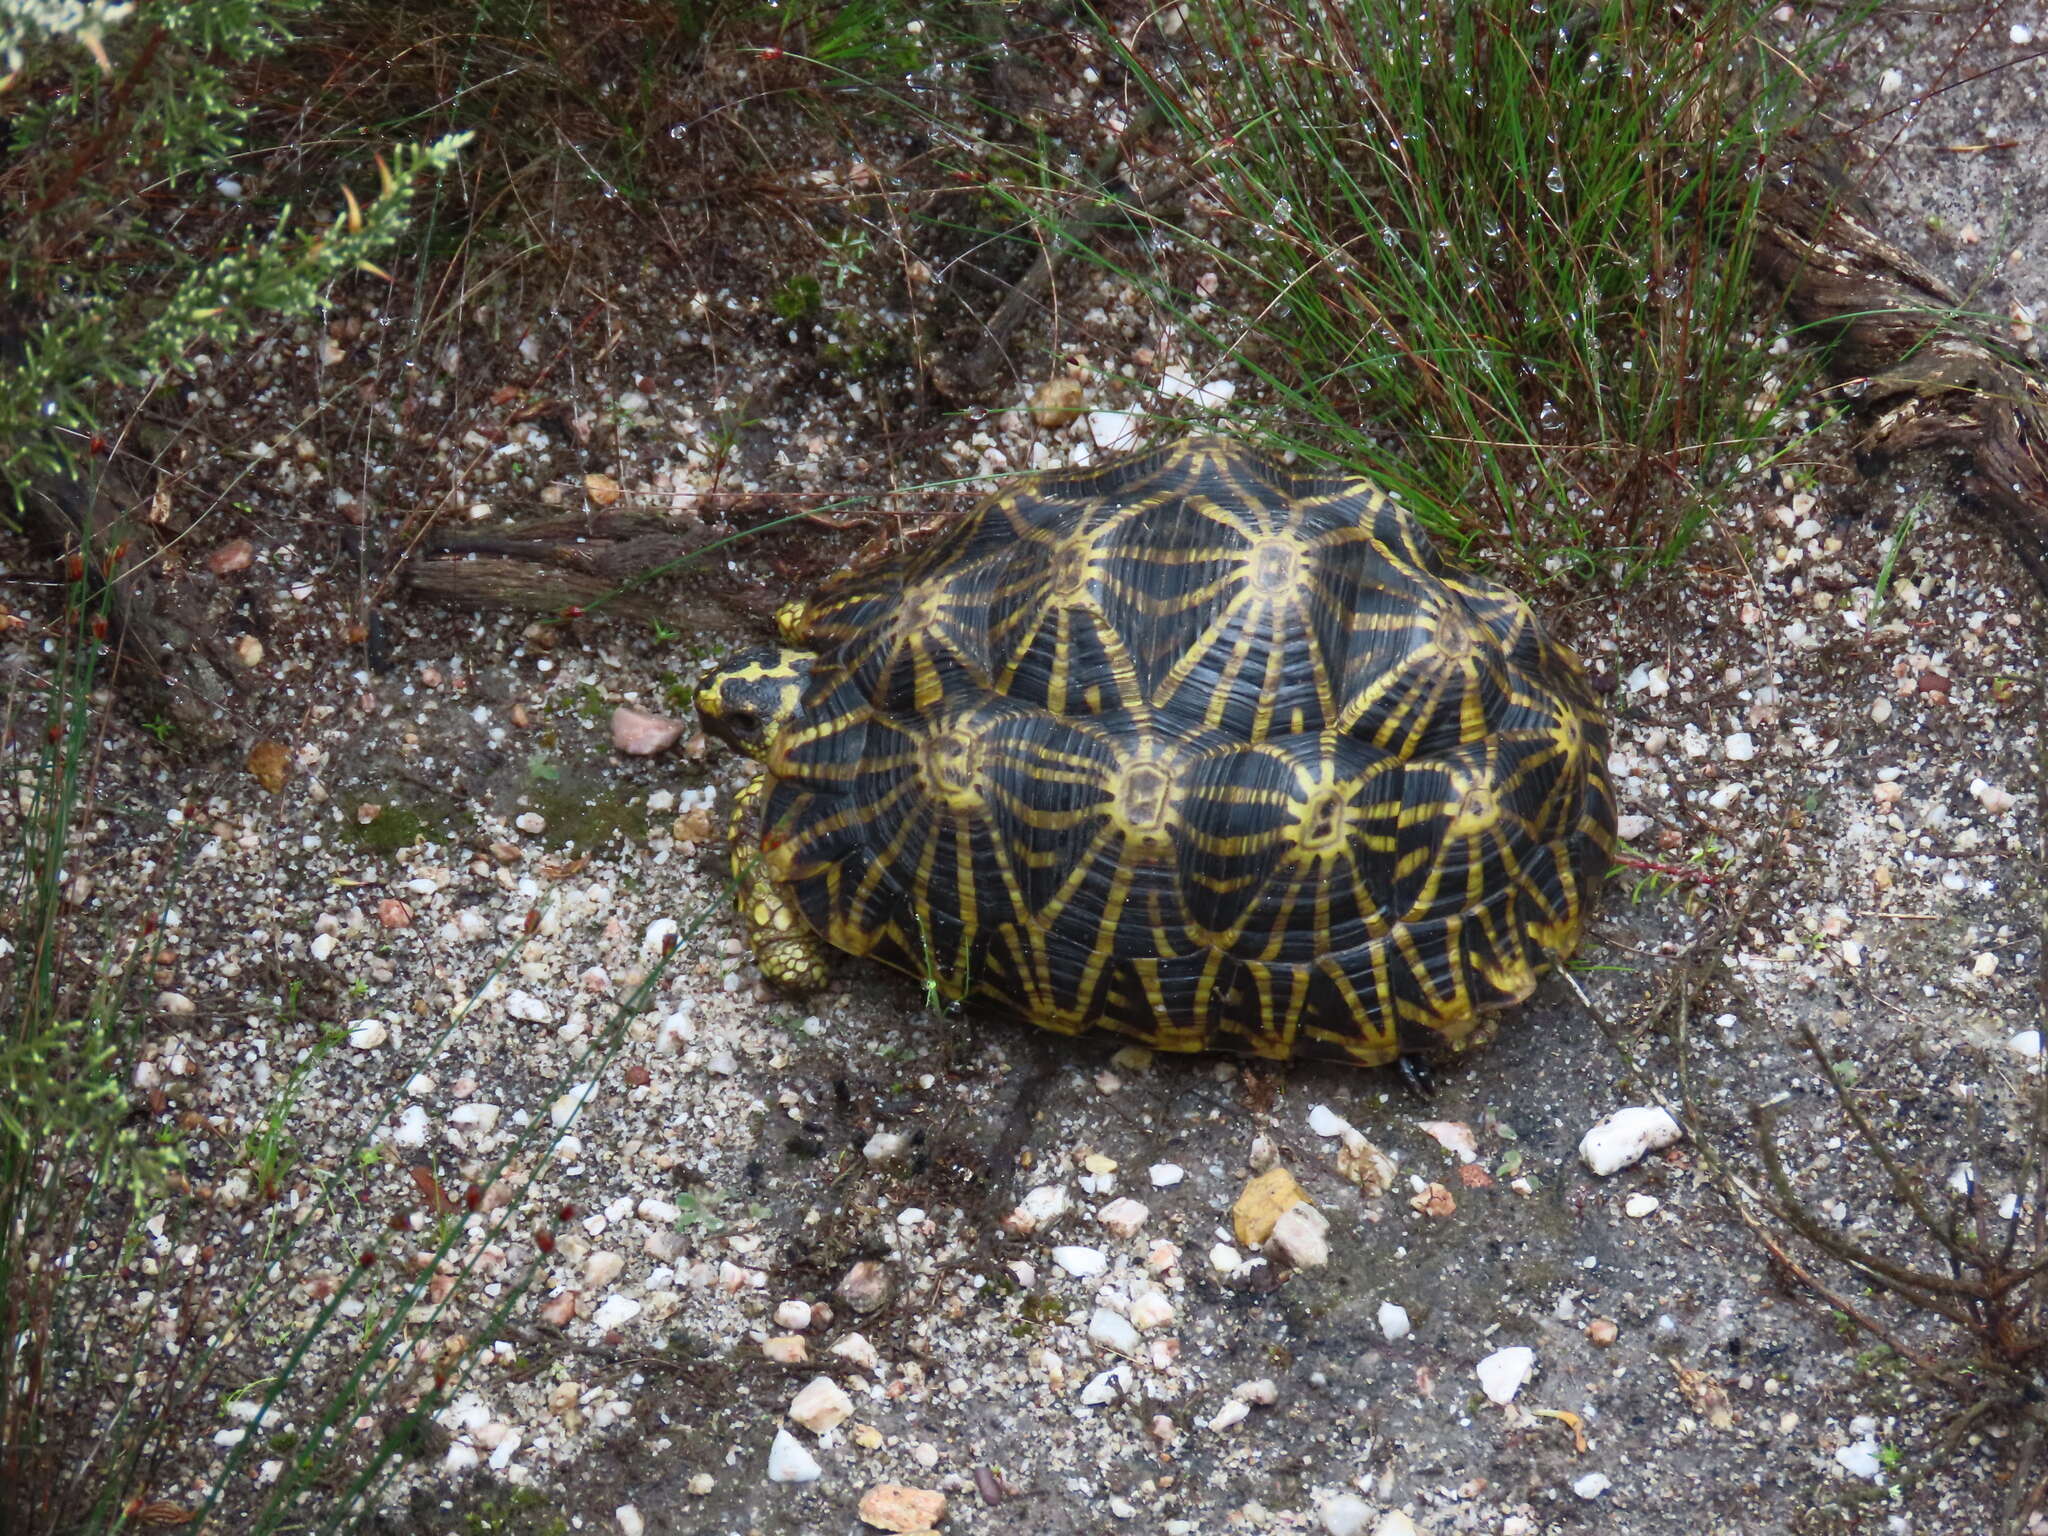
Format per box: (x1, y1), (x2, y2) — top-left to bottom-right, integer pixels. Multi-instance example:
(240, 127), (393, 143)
(775, 599), (810, 645)
(697, 646), (813, 761)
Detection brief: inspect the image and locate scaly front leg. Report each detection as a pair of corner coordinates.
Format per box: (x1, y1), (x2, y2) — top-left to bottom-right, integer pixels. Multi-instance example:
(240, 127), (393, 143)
(727, 774), (832, 992)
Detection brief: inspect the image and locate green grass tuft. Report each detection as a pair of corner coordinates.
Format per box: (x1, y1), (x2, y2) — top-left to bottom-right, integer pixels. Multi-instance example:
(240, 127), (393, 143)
(980, 0), (1874, 580)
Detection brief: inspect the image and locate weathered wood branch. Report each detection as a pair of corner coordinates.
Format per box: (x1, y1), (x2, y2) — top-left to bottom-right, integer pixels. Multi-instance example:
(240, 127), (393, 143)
(10, 457), (242, 746)
(1755, 157), (2048, 591)
(399, 509), (782, 631)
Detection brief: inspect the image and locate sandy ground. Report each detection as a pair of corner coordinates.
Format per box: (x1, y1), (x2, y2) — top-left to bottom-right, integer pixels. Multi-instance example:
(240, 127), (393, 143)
(5, 7), (2046, 1536)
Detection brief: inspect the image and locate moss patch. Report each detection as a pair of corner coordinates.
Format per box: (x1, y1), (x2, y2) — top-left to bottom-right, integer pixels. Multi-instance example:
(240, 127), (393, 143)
(522, 783), (649, 851)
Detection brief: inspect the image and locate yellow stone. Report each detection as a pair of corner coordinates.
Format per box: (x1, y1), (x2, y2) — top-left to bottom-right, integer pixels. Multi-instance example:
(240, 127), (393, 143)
(245, 740), (289, 793)
(1029, 376), (1085, 429)
(1233, 1167), (1311, 1247)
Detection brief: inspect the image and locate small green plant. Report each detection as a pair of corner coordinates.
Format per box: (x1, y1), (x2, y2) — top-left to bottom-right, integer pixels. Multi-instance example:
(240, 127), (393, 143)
(817, 226), (873, 289)
(772, 273), (824, 320)
(674, 1189), (730, 1234)
(241, 991), (340, 1199)
(1871, 499), (1920, 614)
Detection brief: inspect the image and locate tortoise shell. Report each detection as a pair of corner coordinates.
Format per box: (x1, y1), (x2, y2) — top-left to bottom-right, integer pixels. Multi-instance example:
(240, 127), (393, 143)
(753, 436), (1614, 1066)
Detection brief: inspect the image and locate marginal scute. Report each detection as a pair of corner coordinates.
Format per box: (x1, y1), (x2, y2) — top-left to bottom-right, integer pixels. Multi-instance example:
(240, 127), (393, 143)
(706, 436), (1616, 1067)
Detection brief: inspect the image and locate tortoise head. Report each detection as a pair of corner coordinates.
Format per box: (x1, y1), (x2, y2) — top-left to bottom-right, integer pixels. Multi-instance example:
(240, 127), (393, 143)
(694, 646), (813, 762)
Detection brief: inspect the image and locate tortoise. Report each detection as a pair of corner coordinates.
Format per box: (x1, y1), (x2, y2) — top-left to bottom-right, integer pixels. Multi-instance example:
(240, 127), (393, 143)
(694, 436), (1615, 1069)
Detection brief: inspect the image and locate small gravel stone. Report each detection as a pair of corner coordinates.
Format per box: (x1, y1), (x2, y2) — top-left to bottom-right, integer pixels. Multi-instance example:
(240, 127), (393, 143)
(450, 1102), (499, 1134)
(1097, 1197), (1149, 1238)
(1087, 410), (1142, 453)
(2009, 1030), (2043, 1057)
(1208, 1242), (1241, 1274)
(1307, 1104), (1351, 1137)
(1724, 731), (1756, 761)
(1587, 1317), (1619, 1346)
(1267, 1203), (1330, 1269)
(1004, 1184), (1070, 1235)
(1572, 1473), (1612, 1500)
(1337, 1131), (1398, 1195)
(767, 1427), (822, 1484)
(584, 1251), (624, 1288)
(857, 1482), (947, 1532)
(1377, 1301), (1411, 1341)
(1835, 1439), (1883, 1481)
(1418, 1119), (1479, 1162)
(1623, 1193), (1661, 1218)
(1088, 1307), (1142, 1358)
(207, 538), (256, 575)
(789, 1375), (853, 1432)
(591, 1295), (640, 1329)
(1579, 1106), (1682, 1175)
(514, 811), (546, 834)
(762, 1336), (807, 1365)
(1051, 1245), (1108, 1278)
(1148, 1162), (1185, 1187)
(1970, 777), (2016, 815)
(775, 1300), (814, 1331)
(830, 1332), (880, 1371)
(505, 989), (553, 1023)
(1206, 1399), (1250, 1431)
(550, 1082), (596, 1127)
(348, 1019), (387, 1050)
(611, 706), (687, 756)
(615, 1505), (644, 1536)
(1080, 1365), (1132, 1406)
(1374, 1514), (1419, 1536)
(1233, 1166), (1310, 1246)
(838, 1260), (894, 1313)
(1317, 1494), (1373, 1536)
(1476, 1345), (1536, 1405)
(1030, 377), (1086, 429)
(864, 1130), (911, 1167)
(1130, 1291), (1175, 1331)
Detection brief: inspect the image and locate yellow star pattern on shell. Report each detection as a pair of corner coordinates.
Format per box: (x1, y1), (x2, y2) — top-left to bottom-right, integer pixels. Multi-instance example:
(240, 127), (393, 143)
(697, 437), (1615, 1068)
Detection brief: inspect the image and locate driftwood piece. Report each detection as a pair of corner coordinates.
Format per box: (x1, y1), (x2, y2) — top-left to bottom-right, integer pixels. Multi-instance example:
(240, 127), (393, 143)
(9, 456), (242, 746)
(399, 509), (782, 631)
(1755, 157), (2048, 591)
